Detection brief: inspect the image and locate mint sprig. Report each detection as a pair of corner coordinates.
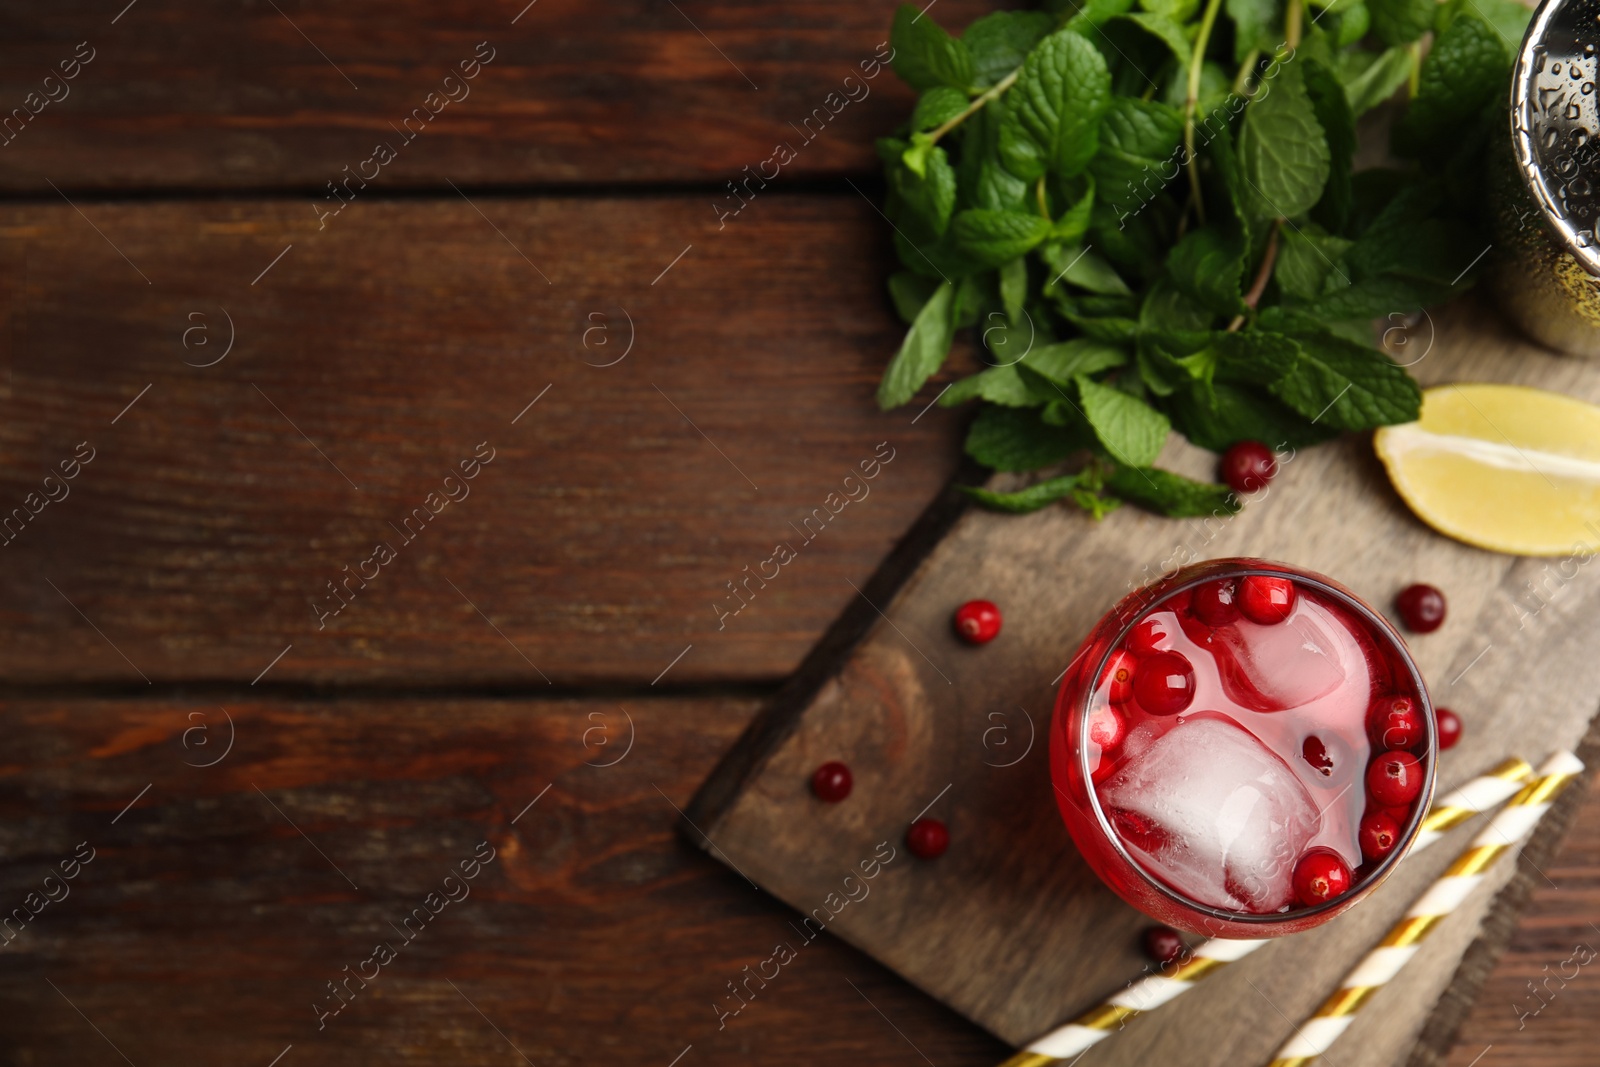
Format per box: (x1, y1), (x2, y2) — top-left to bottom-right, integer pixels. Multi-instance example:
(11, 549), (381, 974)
(874, 0), (1523, 518)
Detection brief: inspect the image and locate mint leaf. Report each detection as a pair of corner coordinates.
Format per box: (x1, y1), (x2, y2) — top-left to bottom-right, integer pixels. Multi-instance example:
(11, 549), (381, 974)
(953, 210), (1052, 268)
(1167, 225), (1247, 317)
(878, 280), (954, 409)
(1394, 11), (1508, 155)
(965, 405), (1084, 470)
(1077, 375), (1171, 465)
(998, 28), (1114, 180)
(1368, 0), (1434, 45)
(1340, 46), (1413, 115)
(888, 271), (940, 323)
(1044, 243), (1133, 295)
(1239, 63), (1331, 222)
(1438, 0), (1531, 47)
(941, 365), (1038, 407)
(1000, 257), (1028, 321)
(1087, 97), (1185, 212)
(911, 87), (969, 133)
(1303, 59), (1355, 231)
(962, 474), (1081, 512)
(889, 145), (958, 235)
(1268, 328), (1421, 429)
(1226, 0), (1280, 58)
(891, 5), (975, 91)
(1105, 465), (1240, 517)
(1168, 380), (1337, 451)
(1112, 12), (1193, 64)
(1209, 328), (1303, 384)
(1298, 274), (1455, 320)
(1030, 338), (1129, 380)
(1275, 227), (1354, 300)
(964, 10), (1056, 88)
(1061, 0), (1139, 33)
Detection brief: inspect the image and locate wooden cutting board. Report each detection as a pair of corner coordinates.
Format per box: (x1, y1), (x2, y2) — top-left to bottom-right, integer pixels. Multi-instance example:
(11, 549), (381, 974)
(686, 300), (1600, 1066)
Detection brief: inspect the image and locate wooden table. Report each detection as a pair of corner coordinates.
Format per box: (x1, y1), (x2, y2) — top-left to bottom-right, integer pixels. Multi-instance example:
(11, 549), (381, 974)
(0, 3), (1593, 1064)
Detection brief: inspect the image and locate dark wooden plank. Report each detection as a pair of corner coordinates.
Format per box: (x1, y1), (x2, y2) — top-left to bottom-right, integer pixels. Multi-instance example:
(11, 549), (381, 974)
(1432, 771), (1600, 1067)
(0, 693), (1008, 1066)
(0, 195), (964, 684)
(0, 0), (998, 191)
(689, 302), (1600, 1062)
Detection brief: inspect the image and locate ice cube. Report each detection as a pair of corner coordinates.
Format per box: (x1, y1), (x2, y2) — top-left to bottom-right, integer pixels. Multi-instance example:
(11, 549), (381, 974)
(1208, 597), (1367, 713)
(1102, 716), (1321, 912)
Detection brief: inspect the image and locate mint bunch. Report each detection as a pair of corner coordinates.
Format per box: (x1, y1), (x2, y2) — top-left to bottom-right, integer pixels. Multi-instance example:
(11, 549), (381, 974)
(875, 0), (1531, 517)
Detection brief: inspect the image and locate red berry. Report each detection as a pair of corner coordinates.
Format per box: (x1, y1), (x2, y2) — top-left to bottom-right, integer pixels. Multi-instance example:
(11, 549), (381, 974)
(1133, 651), (1196, 716)
(811, 761), (852, 803)
(1367, 751), (1424, 806)
(1395, 583), (1447, 633)
(1367, 695), (1424, 751)
(1302, 735), (1335, 777)
(1087, 702), (1127, 751)
(1220, 440), (1277, 495)
(1101, 648), (1137, 702)
(1127, 614), (1177, 656)
(1292, 849), (1353, 907)
(1359, 809), (1402, 862)
(1238, 575), (1296, 624)
(1191, 579), (1241, 626)
(1142, 925), (1187, 966)
(953, 600), (1002, 644)
(1436, 707), (1463, 750)
(906, 818), (949, 859)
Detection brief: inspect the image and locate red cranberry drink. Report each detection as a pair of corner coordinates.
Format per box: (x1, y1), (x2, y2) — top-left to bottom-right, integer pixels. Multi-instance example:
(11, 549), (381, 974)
(1051, 558), (1437, 938)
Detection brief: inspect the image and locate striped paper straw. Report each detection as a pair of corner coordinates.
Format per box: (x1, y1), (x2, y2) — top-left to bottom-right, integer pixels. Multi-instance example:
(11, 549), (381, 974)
(1265, 750), (1584, 1067)
(998, 756), (1534, 1067)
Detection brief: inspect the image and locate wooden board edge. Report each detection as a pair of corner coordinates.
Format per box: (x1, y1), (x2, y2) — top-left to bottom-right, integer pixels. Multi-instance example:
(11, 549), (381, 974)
(683, 458), (983, 832)
(1404, 711), (1600, 1067)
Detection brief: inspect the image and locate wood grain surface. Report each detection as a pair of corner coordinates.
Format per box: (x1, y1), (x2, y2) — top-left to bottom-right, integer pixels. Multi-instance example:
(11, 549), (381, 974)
(0, 0), (998, 191)
(0, 1), (1595, 1061)
(0, 197), (962, 685)
(692, 299), (1600, 1061)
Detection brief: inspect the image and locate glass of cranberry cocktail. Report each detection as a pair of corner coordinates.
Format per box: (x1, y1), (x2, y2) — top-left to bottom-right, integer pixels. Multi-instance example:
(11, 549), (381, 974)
(1050, 558), (1437, 938)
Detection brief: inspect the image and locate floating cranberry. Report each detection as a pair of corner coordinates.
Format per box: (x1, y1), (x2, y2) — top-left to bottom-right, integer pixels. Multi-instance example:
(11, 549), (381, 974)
(1436, 707), (1463, 750)
(1395, 583), (1447, 633)
(1238, 575), (1296, 624)
(1367, 695), (1425, 751)
(1102, 648), (1137, 702)
(953, 599), (1002, 644)
(1191, 579), (1241, 626)
(1367, 751), (1424, 806)
(1302, 735), (1335, 777)
(1127, 614), (1176, 656)
(1142, 925), (1187, 966)
(1220, 440), (1278, 495)
(1133, 651), (1196, 716)
(1292, 849), (1353, 907)
(1359, 809), (1402, 862)
(1087, 702), (1127, 751)
(811, 761), (852, 803)
(906, 818), (949, 859)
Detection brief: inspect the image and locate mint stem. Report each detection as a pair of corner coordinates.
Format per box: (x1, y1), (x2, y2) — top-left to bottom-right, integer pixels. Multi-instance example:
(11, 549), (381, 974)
(1184, 0), (1227, 228)
(926, 67), (1022, 147)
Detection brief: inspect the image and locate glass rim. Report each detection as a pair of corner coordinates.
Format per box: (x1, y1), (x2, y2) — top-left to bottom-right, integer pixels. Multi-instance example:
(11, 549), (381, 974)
(1075, 559), (1439, 928)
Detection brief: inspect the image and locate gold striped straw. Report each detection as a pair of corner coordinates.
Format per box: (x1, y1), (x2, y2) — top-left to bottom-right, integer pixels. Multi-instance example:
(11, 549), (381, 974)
(998, 756), (1534, 1067)
(1264, 750), (1584, 1067)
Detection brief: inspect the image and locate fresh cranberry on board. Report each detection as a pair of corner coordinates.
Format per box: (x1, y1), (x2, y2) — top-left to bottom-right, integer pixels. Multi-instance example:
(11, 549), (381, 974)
(953, 599), (1002, 644)
(811, 761), (852, 803)
(906, 818), (949, 860)
(1394, 583), (1447, 633)
(1435, 707), (1463, 750)
(1219, 440), (1277, 495)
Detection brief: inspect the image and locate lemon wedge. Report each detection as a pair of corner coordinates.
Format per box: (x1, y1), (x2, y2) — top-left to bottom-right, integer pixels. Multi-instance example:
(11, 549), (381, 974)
(1374, 383), (1600, 556)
